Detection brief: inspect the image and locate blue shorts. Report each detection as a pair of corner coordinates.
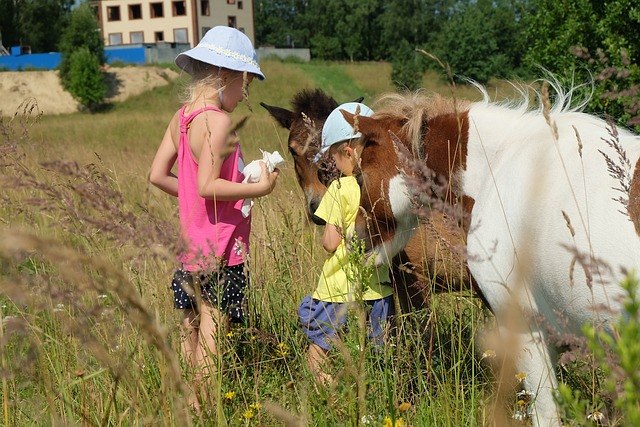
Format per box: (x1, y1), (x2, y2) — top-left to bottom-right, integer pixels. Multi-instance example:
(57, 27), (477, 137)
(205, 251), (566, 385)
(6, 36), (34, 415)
(297, 295), (395, 350)
(171, 264), (247, 323)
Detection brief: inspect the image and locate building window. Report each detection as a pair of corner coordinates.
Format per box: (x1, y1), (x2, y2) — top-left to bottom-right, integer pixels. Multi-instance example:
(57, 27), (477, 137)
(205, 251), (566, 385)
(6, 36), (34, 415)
(228, 16), (236, 28)
(107, 6), (121, 21)
(130, 31), (144, 43)
(129, 4), (142, 19)
(201, 0), (209, 15)
(174, 28), (188, 43)
(202, 26), (211, 38)
(238, 1), (243, 9)
(150, 2), (164, 18)
(155, 31), (164, 42)
(172, 1), (186, 16)
(227, 0), (235, 4)
(109, 33), (123, 45)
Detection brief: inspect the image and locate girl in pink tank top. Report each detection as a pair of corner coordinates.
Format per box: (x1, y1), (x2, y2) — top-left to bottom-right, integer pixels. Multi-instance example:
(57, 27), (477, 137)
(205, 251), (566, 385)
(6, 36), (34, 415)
(149, 26), (279, 411)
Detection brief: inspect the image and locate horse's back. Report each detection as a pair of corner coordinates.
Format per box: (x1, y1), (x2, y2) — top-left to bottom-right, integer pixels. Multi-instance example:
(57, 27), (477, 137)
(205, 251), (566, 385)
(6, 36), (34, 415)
(465, 104), (640, 325)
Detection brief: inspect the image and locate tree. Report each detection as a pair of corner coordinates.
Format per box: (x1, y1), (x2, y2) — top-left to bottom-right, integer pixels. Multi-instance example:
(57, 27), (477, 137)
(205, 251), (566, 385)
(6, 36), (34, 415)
(19, 0), (73, 52)
(0, 0), (73, 53)
(59, 3), (106, 110)
(379, 0), (454, 62)
(522, 0), (598, 77)
(523, 0), (640, 130)
(254, 0), (309, 48)
(390, 39), (423, 91)
(0, 0), (20, 48)
(434, 0), (525, 84)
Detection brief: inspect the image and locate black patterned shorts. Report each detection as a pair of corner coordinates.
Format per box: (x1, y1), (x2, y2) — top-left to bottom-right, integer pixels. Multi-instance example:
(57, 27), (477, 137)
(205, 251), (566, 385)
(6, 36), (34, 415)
(171, 263), (248, 323)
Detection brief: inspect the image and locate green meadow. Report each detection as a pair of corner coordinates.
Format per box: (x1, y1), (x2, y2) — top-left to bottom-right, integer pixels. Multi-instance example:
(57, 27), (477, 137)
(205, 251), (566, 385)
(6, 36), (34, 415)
(0, 60), (575, 426)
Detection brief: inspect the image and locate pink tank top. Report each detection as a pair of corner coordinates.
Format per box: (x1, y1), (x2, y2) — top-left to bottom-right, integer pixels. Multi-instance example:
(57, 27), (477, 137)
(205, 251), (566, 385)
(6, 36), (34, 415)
(177, 104), (251, 271)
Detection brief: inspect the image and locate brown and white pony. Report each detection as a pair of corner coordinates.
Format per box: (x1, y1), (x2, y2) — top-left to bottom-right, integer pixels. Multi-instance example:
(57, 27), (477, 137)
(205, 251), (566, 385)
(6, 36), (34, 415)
(261, 89), (470, 312)
(342, 83), (640, 425)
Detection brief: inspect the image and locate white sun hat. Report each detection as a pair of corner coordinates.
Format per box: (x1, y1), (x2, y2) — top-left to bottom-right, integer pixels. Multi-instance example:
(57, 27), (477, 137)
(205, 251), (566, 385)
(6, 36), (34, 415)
(316, 102), (374, 161)
(175, 26), (265, 80)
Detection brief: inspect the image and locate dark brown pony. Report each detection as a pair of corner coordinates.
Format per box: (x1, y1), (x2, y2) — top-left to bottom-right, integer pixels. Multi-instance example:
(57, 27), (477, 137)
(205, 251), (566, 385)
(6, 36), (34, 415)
(261, 89), (469, 312)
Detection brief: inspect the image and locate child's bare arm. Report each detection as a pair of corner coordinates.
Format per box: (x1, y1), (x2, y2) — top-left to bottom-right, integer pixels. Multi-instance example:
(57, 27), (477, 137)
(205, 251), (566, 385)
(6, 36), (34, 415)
(149, 124), (179, 196)
(322, 223), (342, 253)
(195, 112), (278, 200)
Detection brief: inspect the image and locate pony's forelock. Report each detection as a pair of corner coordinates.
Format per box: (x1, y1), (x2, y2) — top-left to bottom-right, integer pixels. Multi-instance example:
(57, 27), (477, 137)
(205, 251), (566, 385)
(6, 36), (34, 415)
(291, 89), (339, 120)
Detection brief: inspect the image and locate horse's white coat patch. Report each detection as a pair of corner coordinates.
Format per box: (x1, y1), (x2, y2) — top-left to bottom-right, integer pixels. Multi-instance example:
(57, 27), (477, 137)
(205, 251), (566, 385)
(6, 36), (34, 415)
(373, 174), (418, 265)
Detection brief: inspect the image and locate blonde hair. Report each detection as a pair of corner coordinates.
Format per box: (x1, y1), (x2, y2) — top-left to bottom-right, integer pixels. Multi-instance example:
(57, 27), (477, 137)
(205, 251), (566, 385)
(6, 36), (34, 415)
(180, 58), (252, 108)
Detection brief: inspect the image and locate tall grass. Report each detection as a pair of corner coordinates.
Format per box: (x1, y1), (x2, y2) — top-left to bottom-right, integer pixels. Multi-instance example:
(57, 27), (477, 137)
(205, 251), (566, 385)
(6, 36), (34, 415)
(2, 59), (627, 426)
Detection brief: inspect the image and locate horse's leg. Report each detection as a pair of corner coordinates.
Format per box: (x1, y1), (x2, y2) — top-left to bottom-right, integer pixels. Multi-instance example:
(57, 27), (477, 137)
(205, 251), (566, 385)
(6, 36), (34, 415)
(504, 324), (561, 427)
(391, 250), (427, 312)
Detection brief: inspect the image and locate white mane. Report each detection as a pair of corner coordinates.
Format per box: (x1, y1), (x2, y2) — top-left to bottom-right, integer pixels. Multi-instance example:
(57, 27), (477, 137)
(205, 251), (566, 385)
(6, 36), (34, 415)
(463, 72), (594, 118)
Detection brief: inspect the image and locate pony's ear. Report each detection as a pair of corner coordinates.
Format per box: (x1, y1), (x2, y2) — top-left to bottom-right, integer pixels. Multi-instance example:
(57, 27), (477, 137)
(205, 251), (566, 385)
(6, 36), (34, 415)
(340, 110), (377, 138)
(260, 102), (295, 130)
(352, 96), (365, 103)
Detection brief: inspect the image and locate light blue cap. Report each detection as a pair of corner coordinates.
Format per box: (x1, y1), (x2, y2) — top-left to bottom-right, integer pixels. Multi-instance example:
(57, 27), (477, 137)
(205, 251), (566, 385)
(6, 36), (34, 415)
(314, 102), (374, 162)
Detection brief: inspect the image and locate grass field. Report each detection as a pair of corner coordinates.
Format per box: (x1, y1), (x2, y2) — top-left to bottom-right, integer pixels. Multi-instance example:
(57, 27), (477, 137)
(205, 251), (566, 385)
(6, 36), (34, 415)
(0, 60), (601, 426)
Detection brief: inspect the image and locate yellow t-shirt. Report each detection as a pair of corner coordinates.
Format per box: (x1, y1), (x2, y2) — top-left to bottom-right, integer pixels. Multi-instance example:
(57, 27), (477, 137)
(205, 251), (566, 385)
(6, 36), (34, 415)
(312, 176), (394, 303)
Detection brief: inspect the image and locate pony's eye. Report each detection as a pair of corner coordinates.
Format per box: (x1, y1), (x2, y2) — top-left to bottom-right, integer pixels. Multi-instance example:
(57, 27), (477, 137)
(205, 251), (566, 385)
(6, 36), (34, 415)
(363, 137), (377, 148)
(288, 146), (297, 157)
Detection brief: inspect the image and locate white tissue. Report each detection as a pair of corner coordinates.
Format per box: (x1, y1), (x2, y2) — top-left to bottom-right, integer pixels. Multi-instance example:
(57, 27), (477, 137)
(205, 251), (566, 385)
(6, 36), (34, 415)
(241, 149), (284, 217)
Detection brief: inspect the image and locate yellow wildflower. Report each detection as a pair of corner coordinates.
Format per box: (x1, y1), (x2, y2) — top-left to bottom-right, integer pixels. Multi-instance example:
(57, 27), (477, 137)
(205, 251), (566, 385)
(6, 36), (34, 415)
(515, 372), (527, 383)
(250, 402), (262, 410)
(224, 391), (235, 400)
(227, 331), (234, 338)
(382, 416), (405, 427)
(243, 409), (254, 420)
(277, 342), (289, 356)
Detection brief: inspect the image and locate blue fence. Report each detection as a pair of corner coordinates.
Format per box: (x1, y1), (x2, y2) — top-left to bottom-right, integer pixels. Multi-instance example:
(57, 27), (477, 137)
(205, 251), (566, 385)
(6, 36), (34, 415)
(0, 43), (190, 71)
(0, 51), (62, 70)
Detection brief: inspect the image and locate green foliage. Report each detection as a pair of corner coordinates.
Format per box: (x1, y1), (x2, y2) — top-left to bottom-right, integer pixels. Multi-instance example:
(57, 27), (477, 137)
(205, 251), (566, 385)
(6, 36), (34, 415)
(57, 3), (106, 110)
(379, 0), (454, 61)
(58, 3), (105, 83)
(254, 0), (310, 48)
(0, 0), (20, 48)
(0, 0), (73, 53)
(19, 0), (74, 52)
(435, 0), (524, 84)
(523, 0), (598, 76)
(65, 47), (107, 109)
(390, 40), (424, 91)
(557, 273), (640, 425)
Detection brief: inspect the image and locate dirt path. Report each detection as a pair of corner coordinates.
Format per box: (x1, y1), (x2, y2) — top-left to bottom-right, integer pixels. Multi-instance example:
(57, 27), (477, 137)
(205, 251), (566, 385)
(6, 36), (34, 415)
(1, 66), (179, 117)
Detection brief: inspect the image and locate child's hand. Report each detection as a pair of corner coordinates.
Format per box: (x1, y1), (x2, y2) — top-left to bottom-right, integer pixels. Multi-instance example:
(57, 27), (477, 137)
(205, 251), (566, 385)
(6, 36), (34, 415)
(257, 161), (279, 195)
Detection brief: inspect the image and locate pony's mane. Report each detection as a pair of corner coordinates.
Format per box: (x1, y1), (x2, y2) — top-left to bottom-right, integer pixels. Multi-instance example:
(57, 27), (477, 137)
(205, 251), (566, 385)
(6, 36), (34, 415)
(465, 74), (593, 116)
(374, 90), (471, 157)
(373, 75), (593, 155)
(291, 88), (338, 120)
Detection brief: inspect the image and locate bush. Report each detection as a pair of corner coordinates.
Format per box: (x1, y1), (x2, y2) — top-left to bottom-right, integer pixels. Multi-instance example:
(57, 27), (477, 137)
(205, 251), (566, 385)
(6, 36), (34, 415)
(66, 47), (107, 110)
